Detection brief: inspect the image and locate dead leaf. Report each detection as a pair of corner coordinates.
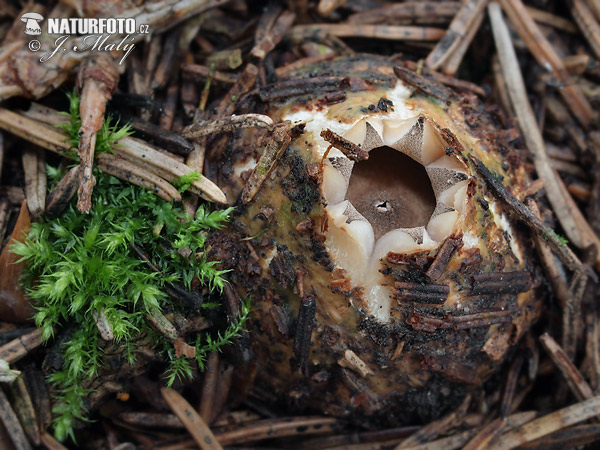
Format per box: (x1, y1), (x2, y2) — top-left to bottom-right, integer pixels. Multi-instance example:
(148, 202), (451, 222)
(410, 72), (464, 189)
(0, 200), (34, 323)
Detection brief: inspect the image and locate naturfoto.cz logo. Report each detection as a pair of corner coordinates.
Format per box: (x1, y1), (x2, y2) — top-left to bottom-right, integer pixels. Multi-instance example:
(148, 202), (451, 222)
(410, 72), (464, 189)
(21, 13), (148, 65)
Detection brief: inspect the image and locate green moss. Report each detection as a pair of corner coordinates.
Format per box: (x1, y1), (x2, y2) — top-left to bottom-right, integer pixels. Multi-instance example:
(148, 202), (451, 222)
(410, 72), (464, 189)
(10, 92), (248, 443)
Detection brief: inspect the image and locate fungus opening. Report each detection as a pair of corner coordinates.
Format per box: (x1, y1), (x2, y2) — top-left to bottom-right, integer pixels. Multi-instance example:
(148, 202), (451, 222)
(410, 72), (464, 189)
(346, 146), (436, 240)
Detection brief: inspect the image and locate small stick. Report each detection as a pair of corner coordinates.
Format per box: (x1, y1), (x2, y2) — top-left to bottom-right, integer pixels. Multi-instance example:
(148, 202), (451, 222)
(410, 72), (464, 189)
(180, 54), (199, 118)
(206, 49), (243, 71)
(525, 7), (578, 33)
(199, 352), (219, 421)
(182, 114), (274, 140)
(259, 76), (347, 102)
(95, 153), (182, 203)
(398, 429), (478, 450)
(468, 271), (532, 295)
(8, 377), (40, 446)
(240, 123), (293, 204)
(215, 416), (339, 446)
(293, 295), (317, 376)
(347, 2), (460, 25)
(213, 63), (259, 118)
(425, 0), (489, 70)
(585, 313), (600, 392)
(152, 28), (181, 91)
(0, 328), (44, 364)
(338, 349), (374, 377)
(0, 198), (9, 243)
(426, 236), (462, 281)
(489, 2), (600, 263)
(463, 412), (538, 450)
(562, 273), (588, 359)
(393, 67), (453, 102)
(146, 308), (178, 342)
(161, 387), (223, 450)
(469, 155), (592, 279)
(396, 395), (471, 448)
(289, 24), (446, 41)
(125, 115), (194, 155)
(528, 199), (569, 308)
(570, 0), (600, 59)
(518, 424), (600, 449)
(500, 355), (523, 418)
(0, 131), (3, 184)
(119, 412), (184, 429)
(318, 0), (347, 16)
(40, 432), (68, 450)
(210, 361), (233, 424)
(463, 419), (505, 450)
(294, 426), (419, 450)
(186, 143), (206, 174)
(441, 10), (485, 76)
(181, 64), (239, 85)
(159, 82), (180, 131)
(251, 9), (296, 61)
(498, 0), (594, 126)
(76, 54), (120, 213)
(393, 282), (449, 304)
(320, 129), (369, 161)
(586, 0), (600, 21)
(21, 147), (45, 217)
(540, 333), (595, 404)
(3, 106), (225, 204)
(489, 396), (600, 450)
(275, 54), (336, 78)
(0, 387), (33, 450)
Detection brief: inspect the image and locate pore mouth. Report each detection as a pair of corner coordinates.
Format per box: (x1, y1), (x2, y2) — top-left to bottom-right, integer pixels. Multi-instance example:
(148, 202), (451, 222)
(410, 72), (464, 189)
(320, 114), (470, 319)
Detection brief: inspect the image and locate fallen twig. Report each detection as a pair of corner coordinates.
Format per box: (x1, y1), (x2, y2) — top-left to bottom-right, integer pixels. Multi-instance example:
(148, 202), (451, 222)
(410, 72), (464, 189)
(182, 114), (274, 140)
(540, 333), (595, 405)
(396, 395), (471, 448)
(320, 128), (370, 161)
(488, 2), (600, 270)
(21, 147), (45, 217)
(161, 387), (223, 450)
(289, 24), (446, 41)
(425, 0), (489, 71)
(489, 396), (600, 449)
(0, 387), (32, 450)
(240, 123), (293, 204)
(76, 54), (120, 213)
(0, 328), (44, 364)
(497, 0), (594, 126)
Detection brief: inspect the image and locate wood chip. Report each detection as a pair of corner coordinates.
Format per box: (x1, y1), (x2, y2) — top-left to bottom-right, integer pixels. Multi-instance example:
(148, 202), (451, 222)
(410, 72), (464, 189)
(337, 349), (374, 377)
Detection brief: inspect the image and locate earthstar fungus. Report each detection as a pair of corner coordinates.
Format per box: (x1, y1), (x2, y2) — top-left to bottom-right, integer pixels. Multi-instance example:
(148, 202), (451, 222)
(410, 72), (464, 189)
(207, 56), (543, 423)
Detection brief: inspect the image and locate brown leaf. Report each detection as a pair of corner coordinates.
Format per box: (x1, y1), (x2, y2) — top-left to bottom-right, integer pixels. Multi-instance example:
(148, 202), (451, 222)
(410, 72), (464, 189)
(0, 200), (34, 323)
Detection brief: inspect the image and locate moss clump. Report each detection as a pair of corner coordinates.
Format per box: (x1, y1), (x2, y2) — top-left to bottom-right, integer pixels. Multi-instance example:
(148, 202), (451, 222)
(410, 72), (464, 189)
(10, 91), (249, 442)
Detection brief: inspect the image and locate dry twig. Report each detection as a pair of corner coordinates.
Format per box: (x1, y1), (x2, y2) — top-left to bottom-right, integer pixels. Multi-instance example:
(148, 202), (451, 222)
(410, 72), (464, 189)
(488, 2), (600, 269)
(161, 387), (223, 450)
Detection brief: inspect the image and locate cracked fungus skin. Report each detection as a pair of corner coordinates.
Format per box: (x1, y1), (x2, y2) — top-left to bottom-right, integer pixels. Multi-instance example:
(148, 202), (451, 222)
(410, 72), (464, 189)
(207, 56), (544, 424)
